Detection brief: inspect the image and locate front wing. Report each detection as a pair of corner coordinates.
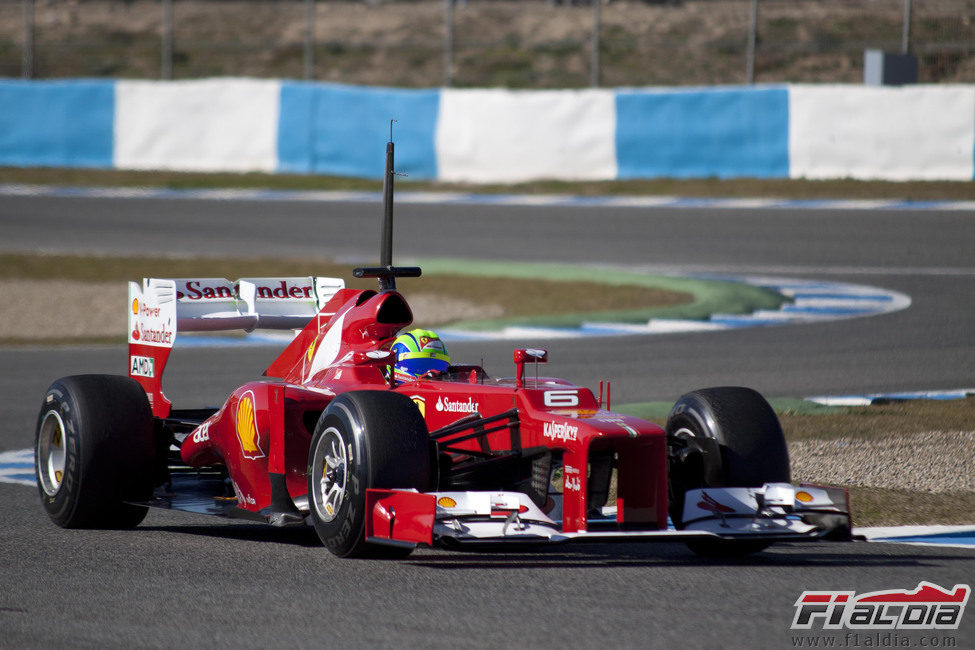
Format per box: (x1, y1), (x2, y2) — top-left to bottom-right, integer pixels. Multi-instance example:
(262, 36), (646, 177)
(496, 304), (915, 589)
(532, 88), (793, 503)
(365, 483), (853, 550)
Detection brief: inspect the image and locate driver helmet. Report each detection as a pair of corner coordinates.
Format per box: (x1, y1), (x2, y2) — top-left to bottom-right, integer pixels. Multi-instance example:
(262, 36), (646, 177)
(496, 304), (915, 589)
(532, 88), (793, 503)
(391, 329), (450, 379)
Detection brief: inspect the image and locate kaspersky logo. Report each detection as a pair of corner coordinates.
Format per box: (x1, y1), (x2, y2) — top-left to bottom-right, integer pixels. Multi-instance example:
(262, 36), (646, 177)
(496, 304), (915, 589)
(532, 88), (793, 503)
(236, 390), (266, 460)
(792, 582), (969, 630)
(542, 421), (578, 442)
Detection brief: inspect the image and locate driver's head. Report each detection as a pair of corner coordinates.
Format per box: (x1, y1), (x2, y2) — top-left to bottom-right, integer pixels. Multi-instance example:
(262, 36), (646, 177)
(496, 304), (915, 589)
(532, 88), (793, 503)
(391, 329), (450, 378)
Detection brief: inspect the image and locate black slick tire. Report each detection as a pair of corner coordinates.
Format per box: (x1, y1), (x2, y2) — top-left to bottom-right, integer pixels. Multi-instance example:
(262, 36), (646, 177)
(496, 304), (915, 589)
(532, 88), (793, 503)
(35, 374), (156, 529)
(307, 391), (431, 558)
(666, 386), (790, 557)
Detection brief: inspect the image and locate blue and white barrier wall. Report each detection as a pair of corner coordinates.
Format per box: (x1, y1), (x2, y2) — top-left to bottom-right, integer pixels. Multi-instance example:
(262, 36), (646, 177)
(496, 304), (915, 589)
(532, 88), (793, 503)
(789, 85), (975, 181)
(1, 79), (974, 182)
(0, 80), (115, 169)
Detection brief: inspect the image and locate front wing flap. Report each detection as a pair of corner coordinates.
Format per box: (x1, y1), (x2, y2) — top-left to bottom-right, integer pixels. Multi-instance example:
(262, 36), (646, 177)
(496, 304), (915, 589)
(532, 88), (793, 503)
(679, 483), (852, 540)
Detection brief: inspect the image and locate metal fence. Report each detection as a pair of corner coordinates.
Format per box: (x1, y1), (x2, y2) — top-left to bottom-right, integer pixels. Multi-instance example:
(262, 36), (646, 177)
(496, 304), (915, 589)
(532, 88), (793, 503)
(3, 0), (972, 86)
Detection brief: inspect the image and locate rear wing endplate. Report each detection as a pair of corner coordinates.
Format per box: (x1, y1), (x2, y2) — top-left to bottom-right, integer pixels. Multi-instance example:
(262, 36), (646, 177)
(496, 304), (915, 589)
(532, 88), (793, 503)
(128, 276), (344, 416)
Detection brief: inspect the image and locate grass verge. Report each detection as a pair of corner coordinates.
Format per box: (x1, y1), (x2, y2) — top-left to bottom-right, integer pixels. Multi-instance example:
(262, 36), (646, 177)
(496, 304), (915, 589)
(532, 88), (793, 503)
(0, 252), (698, 343)
(4, 167), (975, 201)
(418, 258), (784, 329)
(846, 487), (975, 528)
(1, 252), (791, 343)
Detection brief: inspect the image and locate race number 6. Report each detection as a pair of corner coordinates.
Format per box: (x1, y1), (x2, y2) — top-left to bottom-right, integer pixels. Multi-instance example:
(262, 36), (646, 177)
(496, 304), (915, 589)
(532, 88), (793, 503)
(543, 390), (579, 407)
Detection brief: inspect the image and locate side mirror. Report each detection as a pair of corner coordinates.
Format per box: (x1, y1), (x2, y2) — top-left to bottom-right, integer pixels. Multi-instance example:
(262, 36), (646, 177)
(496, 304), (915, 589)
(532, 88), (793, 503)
(353, 349), (395, 367)
(353, 349), (398, 389)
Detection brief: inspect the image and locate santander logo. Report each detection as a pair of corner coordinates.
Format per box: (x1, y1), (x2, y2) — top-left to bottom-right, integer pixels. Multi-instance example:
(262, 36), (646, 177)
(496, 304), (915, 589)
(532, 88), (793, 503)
(435, 396), (479, 414)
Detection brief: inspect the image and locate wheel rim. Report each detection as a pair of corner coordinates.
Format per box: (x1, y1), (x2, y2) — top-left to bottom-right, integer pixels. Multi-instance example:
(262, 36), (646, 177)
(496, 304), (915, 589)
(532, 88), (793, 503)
(313, 427), (348, 523)
(37, 410), (67, 497)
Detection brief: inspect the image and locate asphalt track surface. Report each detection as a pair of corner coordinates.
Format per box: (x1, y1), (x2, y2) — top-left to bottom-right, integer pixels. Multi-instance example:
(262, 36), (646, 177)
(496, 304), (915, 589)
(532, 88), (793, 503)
(1, 194), (973, 647)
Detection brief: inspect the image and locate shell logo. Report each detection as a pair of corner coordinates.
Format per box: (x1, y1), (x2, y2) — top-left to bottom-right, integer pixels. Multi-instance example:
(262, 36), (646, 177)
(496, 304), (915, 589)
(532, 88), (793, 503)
(437, 496), (457, 508)
(236, 390), (266, 460)
(795, 491), (814, 503)
(132, 298), (140, 315)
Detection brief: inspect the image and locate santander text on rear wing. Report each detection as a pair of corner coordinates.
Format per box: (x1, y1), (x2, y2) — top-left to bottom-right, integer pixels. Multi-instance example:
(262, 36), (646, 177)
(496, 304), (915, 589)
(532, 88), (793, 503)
(128, 276), (344, 416)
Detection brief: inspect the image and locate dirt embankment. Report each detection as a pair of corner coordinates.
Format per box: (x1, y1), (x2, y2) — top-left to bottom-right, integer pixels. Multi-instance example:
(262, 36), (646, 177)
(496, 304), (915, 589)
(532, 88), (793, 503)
(1, 0), (971, 84)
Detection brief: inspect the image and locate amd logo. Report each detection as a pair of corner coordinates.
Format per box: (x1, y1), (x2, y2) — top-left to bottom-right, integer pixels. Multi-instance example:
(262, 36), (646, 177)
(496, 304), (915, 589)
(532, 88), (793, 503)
(130, 355), (155, 378)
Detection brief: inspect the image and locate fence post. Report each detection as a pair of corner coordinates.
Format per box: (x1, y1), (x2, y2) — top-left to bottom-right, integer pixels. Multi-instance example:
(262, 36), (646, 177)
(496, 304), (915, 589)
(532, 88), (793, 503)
(901, 0), (912, 54)
(22, 0), (34, 79)
(304, 0), (316, 80)
(443, 0), (454, 87)
(591, 0), (600, 87)
(161, 0), (173, 80)
(745, 0), (757, 84)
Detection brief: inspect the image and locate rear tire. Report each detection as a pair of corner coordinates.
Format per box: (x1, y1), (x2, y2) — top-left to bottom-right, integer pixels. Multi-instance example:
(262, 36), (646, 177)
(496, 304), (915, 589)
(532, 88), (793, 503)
(666, 386), (790, 557)
(35, 375), (156, 528)
(307, 391), (431, 558)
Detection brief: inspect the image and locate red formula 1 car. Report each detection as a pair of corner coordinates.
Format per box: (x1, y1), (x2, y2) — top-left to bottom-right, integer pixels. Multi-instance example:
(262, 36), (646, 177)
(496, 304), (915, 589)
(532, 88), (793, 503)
(34, 142), (852, 558)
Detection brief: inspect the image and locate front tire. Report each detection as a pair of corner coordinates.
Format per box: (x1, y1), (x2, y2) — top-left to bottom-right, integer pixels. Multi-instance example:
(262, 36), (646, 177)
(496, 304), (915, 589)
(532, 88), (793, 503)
(35, 375), (156, 528)
(307, 391), (431, 558)
(666, 386), (790, 557)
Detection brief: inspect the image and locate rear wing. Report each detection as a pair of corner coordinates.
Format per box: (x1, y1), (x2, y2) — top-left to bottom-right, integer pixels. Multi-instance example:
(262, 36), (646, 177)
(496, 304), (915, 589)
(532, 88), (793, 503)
(128, 276), (344, 416)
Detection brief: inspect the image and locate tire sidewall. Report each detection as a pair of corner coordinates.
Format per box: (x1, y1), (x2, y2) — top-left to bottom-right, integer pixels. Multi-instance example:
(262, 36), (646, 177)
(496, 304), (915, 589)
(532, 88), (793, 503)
(667, 402), (725, 487)
(35, 381), (84, 526)
(307, 399), (368, 557)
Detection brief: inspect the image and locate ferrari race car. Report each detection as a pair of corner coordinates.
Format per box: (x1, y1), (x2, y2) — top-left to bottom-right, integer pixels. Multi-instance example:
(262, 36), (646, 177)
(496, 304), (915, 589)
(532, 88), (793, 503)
(34, 141), (852, 558)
